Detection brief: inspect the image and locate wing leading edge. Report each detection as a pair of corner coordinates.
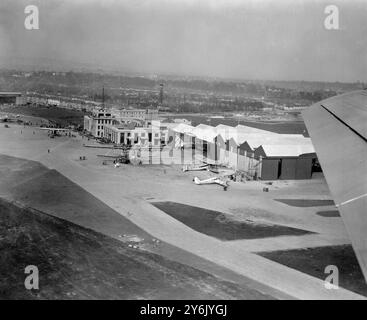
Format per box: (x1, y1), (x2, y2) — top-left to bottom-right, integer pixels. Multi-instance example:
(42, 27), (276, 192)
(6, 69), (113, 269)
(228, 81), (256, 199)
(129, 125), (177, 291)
(303, 90), (367, 282)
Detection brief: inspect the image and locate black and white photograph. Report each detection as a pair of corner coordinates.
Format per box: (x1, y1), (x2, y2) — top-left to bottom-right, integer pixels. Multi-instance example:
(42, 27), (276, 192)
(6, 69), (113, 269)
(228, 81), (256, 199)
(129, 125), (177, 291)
(0, 0), (366, 305)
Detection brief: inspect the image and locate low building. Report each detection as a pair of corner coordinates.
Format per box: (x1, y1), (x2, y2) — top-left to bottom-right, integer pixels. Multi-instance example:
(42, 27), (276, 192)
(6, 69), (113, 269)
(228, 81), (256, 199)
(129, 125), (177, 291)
(0, 92), (25, 105)
(254, 144), (316, 180)
(47, 99), (60, 106)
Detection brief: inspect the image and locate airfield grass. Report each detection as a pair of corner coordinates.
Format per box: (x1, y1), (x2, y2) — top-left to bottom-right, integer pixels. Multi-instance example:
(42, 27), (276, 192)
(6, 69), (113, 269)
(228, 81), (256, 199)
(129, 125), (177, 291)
(316, 210), (340, 218)
(152, 201), (313, 241)
(0, 154), (273, 299)
(0, 199), (274, 300)
(258, 245), (367, 297)
(275, 199), (335, 207)
(0, 105), (84, 127)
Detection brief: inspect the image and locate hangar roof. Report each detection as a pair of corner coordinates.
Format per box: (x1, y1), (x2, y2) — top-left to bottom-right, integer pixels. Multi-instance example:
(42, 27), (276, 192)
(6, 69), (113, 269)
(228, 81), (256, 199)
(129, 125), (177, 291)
(171, 123), (195, 135)
(257, 144), (315, 157)
(193, 124), (218, 142)
(172, 122), (313, 152)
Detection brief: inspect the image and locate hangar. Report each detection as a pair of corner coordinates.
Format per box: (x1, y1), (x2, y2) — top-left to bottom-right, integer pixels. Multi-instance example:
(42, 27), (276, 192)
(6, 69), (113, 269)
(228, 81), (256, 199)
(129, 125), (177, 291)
(254, 144), (317, 180)
(169, 122), (317, 180)
(217, 128), (315, 180)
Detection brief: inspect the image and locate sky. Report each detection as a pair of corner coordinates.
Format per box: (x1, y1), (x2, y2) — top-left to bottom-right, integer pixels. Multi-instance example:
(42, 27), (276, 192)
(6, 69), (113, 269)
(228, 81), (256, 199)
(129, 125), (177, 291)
(0, 0), (366, 82)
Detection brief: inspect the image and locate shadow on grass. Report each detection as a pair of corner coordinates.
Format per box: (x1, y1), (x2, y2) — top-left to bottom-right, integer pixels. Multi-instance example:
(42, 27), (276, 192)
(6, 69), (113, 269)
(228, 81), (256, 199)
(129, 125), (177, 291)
(316, 210), (340, 218)
(275, 199), (335, 207)
(152, 201), (314, 241)
(0, 199), (272, 300)
(258, 245), (367, 297)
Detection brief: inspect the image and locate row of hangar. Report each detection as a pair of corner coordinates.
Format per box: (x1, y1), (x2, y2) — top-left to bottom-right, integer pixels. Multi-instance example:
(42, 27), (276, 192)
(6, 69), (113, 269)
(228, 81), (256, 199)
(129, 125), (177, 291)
(168, 123), (318, 180)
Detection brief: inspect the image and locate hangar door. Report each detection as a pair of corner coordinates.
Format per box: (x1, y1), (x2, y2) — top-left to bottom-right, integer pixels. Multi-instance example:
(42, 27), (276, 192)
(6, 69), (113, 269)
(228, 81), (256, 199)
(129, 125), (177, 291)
(280, 158), (297, 179)
(260, 159), (279, 180)
(295, 158), (313, 179)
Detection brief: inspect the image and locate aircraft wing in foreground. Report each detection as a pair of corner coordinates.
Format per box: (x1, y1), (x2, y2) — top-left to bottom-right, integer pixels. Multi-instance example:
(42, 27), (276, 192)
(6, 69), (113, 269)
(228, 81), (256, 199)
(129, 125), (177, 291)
(303, 90), (367, 282)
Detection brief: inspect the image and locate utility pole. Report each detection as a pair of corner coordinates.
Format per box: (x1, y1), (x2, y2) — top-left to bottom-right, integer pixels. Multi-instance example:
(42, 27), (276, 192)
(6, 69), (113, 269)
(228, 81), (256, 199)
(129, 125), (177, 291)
(159, 83), (164, 107)
(102, 86), (105, 109)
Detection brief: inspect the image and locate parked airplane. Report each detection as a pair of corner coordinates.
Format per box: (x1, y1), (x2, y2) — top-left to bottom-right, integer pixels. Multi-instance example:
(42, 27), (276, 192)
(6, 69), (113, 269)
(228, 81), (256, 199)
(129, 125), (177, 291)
(303, 90), (367, 282)
(193, 176), (229, 191)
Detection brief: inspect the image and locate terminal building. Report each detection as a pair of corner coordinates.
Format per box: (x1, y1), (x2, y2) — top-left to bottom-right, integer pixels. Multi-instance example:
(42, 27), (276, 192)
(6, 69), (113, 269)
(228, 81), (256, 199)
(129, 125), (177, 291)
(83, 109), (114, 137)
(83, 108), (162, 140)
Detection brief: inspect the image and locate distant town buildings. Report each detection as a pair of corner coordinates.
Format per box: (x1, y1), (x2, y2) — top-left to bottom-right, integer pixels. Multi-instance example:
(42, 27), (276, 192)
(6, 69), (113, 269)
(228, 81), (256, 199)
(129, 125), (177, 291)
(47, 99), (61, 107)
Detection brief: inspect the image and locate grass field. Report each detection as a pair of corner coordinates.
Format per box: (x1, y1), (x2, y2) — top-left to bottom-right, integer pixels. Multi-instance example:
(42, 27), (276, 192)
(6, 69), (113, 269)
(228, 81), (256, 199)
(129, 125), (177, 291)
(316, 211), (340, 218)
(0, 105), (84, 127)
(258, 245), (367, 297)
(152, 201), (313, 240)
(275, 199), (335, 207)
(0, 199), (273, 299)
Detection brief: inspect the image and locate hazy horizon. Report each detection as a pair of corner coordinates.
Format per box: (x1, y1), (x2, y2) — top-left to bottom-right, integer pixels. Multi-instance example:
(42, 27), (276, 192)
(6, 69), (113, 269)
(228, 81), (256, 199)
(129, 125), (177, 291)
(1, 0), (367, 83)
